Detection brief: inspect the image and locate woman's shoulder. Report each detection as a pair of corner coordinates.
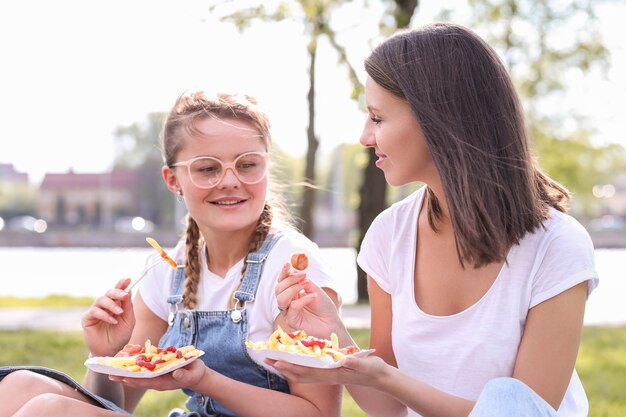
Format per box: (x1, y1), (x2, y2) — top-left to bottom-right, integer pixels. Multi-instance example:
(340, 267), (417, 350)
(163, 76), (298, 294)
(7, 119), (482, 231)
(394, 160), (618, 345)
(371, 186), (426, 228)
(520, 208), (594, 255)
(543, 208), (593, 241)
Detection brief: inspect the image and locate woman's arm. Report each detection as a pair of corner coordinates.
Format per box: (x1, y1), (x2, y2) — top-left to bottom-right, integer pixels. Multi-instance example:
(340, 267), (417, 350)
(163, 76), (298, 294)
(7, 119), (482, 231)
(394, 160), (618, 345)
(513, 281), (588, 409)
(342, 277), (407, 417)
(273, 277), (476, 417)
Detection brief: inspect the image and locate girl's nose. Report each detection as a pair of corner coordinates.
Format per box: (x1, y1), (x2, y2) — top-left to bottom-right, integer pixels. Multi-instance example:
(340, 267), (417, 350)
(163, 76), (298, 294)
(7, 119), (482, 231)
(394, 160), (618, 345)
(217, 167), (241, 188)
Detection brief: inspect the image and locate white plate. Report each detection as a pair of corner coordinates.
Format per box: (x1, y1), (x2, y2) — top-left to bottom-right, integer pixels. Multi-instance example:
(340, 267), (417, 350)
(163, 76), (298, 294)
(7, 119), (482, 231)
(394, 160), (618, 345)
(84, 351), (204, 378)
(248, 348), (375, 369)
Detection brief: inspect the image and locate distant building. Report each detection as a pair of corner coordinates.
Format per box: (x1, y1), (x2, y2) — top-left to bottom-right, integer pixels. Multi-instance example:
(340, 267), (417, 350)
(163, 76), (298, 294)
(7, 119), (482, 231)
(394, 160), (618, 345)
(0, 163), (29, 184)
(37, 169), (138, 228)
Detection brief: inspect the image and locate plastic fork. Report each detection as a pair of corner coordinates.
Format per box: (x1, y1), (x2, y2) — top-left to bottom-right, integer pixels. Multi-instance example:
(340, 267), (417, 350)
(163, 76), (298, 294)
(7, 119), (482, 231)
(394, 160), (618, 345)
(126, 258), (165, 293)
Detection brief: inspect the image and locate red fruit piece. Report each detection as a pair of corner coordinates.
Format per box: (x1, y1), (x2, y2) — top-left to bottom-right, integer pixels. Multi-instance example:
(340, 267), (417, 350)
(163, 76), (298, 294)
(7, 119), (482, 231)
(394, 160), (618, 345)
(290, 253), (309, 271)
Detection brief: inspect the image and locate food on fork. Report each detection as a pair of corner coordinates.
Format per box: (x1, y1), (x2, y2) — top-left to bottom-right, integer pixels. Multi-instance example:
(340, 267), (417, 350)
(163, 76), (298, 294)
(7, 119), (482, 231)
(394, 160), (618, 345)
(146, 237), (178, 269)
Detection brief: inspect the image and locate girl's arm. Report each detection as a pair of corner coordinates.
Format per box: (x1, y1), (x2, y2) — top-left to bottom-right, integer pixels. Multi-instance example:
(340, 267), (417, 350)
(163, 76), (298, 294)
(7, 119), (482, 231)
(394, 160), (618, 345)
(118, 292), (169, 412)
(82, 289), (168, 412)
(192, 369), (342, 417)
(513, 281), (588, 409)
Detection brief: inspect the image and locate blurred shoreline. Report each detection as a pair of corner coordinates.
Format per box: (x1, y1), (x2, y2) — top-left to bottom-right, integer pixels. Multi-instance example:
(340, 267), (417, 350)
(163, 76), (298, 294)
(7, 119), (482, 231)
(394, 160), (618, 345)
(0, 228), (625, 249)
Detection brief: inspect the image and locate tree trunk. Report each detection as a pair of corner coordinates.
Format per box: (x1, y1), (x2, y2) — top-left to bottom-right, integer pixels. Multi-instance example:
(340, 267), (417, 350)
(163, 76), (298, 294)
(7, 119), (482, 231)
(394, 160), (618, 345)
(300, 37), (319, 238)
(356, 147), (388, 300)
(355, 0), (419, 301)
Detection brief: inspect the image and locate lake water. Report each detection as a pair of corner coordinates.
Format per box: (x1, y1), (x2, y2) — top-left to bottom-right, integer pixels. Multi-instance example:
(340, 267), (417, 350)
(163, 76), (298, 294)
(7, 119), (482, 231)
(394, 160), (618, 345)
(1, 247), (624, 325)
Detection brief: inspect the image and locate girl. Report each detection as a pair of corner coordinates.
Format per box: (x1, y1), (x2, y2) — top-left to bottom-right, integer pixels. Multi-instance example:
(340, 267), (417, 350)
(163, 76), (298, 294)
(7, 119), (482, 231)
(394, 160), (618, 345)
(0, 91), (342, 417)
(272, 22), (598, 417)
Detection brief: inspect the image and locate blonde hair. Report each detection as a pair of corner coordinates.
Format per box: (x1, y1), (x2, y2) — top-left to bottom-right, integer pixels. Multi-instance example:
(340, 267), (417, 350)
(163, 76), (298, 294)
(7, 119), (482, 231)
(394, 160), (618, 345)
(161, 91), (290, 309)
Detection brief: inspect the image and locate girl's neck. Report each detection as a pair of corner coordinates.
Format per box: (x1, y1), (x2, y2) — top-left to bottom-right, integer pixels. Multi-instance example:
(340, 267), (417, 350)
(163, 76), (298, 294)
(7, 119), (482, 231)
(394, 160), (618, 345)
(202, 228), (255, 277)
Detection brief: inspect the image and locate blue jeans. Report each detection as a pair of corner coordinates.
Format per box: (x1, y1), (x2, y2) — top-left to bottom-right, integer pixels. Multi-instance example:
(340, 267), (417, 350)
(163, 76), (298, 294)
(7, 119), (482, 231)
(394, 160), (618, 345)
(469, 378), (558, 417)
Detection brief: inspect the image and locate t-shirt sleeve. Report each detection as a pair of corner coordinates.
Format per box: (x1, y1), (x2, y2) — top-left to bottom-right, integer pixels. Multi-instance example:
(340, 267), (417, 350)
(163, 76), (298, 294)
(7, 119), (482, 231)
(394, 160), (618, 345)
(356, 208), (394, 294)
(530, 216), (599, 308)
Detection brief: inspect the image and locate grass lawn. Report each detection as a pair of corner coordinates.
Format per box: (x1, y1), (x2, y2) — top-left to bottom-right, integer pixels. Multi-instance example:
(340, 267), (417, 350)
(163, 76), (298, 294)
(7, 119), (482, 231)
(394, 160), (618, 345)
(0, 326), (624, 416)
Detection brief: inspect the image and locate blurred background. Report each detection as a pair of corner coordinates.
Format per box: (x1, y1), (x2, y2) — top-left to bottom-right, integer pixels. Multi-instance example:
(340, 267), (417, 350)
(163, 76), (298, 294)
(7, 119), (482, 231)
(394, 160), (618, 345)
(1, 0), (625, 303)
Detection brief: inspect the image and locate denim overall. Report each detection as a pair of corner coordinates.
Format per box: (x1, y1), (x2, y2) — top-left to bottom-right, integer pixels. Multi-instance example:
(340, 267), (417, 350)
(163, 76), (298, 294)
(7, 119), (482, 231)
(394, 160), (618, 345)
(162, 233), (290, 417)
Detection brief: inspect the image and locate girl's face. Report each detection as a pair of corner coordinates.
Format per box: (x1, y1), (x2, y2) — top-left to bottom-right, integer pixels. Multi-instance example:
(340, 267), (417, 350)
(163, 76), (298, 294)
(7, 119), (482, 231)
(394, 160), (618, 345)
(360, 77), (438, 187)
(163, 117), (268, 235)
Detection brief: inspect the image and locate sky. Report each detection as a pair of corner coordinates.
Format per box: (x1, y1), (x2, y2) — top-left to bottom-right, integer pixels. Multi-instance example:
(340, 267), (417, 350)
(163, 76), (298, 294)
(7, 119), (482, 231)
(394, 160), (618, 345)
(1, 0), (625, 185)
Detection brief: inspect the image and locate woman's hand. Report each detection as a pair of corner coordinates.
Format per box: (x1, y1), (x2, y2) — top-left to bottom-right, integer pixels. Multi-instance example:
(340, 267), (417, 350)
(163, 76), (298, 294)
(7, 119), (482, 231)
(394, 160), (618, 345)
(109, 359), (210, 392)
(81, 278), (136, 357)
(275, 263), (344, 339)
(269, 354), (391, 388)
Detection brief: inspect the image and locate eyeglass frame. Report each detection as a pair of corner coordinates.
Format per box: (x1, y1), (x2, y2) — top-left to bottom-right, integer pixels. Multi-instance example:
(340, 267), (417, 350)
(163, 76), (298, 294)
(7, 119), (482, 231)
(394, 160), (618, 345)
(170, 151), (269, 189)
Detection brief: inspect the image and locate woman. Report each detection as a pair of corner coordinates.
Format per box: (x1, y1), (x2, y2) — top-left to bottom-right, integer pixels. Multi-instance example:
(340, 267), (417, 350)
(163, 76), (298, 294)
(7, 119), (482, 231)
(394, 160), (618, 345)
(273, 22), (598, 417)
(0, 91), (342, 417)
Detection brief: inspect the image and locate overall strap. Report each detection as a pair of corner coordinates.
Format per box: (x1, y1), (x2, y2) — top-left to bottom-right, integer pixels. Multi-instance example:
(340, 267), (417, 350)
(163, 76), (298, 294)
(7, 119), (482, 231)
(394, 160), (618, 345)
(233, 233), (282, 304)
(165, 263), (186, 326)
(166, 263), (186, 306)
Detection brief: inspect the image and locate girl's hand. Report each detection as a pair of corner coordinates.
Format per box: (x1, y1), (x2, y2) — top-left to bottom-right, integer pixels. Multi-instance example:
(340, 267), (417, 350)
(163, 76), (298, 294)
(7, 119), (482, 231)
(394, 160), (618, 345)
(268, 354), (390, 388)
(81, 278), (136, 357)
(109, 359), (209, 392)
(275, 263), (344, 338)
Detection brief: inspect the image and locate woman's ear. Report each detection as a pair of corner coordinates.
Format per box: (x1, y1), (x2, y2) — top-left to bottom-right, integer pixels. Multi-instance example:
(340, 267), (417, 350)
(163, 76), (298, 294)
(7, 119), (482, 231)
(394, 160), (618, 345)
(162, 165), (180, 194)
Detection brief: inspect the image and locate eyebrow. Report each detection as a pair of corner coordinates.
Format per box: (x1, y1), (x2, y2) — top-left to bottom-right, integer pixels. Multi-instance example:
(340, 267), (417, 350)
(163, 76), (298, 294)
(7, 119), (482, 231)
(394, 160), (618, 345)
(366, 105), (381, 113)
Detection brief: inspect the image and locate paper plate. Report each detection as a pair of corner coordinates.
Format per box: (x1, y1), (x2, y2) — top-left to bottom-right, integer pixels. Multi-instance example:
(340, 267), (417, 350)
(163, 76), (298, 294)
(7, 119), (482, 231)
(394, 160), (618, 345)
(84, 351), (204, 379)
(248, 348), (375, 369)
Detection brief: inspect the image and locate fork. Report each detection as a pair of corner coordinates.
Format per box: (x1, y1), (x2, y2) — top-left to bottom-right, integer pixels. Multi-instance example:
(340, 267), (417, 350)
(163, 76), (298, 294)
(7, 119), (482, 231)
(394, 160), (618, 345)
(125, 258), (165, 293)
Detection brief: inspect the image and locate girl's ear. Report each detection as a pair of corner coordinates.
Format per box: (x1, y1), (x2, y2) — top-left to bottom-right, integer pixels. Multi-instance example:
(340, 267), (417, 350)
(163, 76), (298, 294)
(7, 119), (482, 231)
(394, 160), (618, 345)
(162, 165), (180, 193)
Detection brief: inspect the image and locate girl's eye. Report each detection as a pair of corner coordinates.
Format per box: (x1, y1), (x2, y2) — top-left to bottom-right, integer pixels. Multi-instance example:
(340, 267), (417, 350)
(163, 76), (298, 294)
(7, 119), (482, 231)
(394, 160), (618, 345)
(371, 116), (382, 125)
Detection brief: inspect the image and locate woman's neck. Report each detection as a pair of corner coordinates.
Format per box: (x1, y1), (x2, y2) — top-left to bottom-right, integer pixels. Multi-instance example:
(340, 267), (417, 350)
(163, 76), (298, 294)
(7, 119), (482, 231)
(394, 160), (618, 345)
(424, 184), (452, 231)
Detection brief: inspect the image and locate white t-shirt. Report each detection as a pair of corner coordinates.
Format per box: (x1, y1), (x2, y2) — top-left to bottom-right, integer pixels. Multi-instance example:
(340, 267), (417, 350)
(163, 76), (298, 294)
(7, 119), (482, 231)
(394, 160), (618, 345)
(357, 187), (598, 417)
(139, 226), (340, 367)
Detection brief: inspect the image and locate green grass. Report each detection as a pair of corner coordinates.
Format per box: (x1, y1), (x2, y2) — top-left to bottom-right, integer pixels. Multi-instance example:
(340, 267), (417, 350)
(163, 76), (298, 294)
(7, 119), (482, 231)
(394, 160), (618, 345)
(0, 295), (93, 308)
(0, 326), (623, 417)
(0, 328), (370, 417)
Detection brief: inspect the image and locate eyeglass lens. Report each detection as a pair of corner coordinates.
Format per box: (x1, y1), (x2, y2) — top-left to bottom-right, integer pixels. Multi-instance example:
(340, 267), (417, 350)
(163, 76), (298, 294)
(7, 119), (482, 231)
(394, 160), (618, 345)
(188, 153), (267, 188)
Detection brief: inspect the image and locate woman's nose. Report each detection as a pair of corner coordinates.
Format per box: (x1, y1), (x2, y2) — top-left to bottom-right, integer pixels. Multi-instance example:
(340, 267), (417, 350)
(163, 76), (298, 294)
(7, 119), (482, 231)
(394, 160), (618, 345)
(360, 122), (375, 147)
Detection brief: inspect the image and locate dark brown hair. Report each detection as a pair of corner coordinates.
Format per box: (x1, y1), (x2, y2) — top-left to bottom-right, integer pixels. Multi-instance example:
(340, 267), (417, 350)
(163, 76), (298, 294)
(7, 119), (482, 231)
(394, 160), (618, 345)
(161, 91), (289, 308)
(365, 22), (570, 268)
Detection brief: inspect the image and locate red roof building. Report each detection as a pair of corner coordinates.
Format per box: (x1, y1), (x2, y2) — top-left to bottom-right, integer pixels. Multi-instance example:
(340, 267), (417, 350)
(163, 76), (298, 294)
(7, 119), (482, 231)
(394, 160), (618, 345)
(37, 169), (138, 228)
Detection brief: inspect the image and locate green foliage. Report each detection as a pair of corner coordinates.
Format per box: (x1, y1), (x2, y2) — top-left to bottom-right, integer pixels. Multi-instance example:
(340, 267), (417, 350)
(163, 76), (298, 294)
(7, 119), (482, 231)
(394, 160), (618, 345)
(463, 0), (624, 220)
(0, 180), (36, 217)
(533, 121), (626, 216)
(468, 0), (609, 99)
(1, 326), (623, 417)
(113, 112), (176, 227)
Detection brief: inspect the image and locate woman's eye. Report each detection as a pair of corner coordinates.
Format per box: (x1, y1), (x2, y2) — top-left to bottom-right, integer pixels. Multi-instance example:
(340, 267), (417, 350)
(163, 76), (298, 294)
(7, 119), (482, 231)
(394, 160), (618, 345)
(371, 116), (382, 125)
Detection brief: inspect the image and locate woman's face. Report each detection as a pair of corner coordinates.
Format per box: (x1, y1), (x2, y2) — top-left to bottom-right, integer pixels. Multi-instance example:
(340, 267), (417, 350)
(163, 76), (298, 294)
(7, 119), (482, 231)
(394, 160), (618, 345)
(360, 77), (438, 187)
(164, 117), (268, 235)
